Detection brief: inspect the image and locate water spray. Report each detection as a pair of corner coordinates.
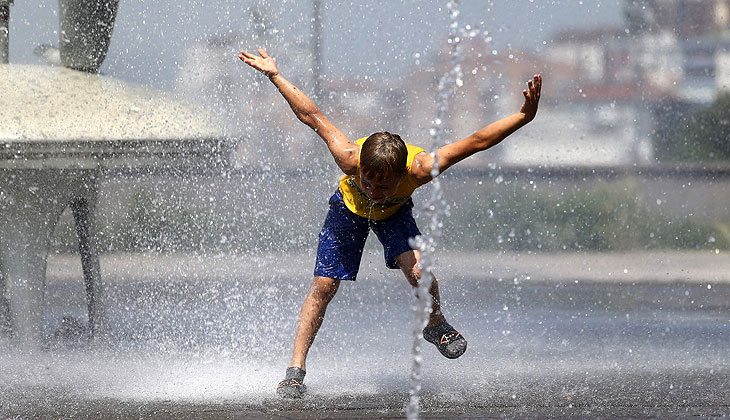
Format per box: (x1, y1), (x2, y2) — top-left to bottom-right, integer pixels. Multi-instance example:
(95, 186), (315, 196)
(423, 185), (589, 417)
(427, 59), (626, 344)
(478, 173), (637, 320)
(405, 1), (488, 418)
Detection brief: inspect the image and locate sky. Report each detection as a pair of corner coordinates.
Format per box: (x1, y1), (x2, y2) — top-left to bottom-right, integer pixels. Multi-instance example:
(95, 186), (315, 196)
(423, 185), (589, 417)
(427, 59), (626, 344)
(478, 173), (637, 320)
(8, 0), (624, 90)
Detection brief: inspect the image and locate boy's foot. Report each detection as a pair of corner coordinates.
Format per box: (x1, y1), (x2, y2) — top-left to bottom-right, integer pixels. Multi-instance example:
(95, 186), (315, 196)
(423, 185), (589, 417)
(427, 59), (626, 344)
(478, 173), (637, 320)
(277, 366), (307, 398)
(423, 320), (467, 359)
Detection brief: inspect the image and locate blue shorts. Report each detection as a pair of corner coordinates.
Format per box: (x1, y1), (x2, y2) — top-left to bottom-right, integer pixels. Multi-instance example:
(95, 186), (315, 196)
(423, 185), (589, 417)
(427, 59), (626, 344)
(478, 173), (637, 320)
(314, 190), (421, 281)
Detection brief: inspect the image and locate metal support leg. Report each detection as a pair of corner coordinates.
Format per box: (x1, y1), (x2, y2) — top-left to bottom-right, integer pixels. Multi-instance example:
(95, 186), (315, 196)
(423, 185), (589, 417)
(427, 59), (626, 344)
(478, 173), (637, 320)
(70, 194), (105, 340)
(0, 173), (60, 348)
(0, 169), (98, 348)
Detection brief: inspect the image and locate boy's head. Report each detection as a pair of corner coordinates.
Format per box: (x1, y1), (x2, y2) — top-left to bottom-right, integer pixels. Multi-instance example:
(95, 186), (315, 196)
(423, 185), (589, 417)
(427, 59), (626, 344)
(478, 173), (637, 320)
(360, 132), (408, 178)
(359, 132), (408, 203)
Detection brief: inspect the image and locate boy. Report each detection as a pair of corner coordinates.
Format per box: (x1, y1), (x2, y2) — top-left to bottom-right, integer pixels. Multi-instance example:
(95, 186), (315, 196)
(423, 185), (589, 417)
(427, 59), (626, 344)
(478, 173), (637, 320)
(238, 48), (541, 398)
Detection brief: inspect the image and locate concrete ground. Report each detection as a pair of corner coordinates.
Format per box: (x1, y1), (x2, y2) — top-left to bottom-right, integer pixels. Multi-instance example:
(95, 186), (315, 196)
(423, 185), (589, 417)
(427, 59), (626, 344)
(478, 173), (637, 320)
(1, 250), (728, 419)
(5, 396), (730, 419)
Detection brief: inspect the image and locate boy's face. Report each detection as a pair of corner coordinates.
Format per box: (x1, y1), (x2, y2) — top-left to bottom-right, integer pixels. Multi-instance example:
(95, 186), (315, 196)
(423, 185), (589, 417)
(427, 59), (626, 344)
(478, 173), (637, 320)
(359, 170), (404, 203)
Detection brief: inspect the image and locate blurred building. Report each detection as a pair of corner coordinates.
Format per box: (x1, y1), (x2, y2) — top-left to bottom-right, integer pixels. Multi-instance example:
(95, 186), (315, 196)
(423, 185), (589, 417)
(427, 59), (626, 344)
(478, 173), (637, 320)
(423, 0), (730, 168)
(177, 0), (730, 169)
(627, 0), (730, 38)
(624, 0), (730, 102)
(397, 35), (652, 168)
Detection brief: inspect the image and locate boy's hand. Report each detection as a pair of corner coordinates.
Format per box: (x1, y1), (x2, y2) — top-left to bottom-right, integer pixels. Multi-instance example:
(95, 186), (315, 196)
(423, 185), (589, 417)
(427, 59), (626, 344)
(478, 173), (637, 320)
(519, 74), (542, 122)
(238, 48), (279, 78)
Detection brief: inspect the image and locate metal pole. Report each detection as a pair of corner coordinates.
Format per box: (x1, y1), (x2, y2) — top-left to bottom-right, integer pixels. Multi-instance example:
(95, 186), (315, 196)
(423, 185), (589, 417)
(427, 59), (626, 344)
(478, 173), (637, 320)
(0, 0), (11, 64)
(312, 0), (323, 101)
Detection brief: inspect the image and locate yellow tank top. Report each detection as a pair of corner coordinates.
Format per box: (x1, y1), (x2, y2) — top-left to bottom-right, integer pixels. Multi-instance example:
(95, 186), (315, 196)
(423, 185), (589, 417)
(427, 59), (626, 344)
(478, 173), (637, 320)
(338, 137), (425, 220)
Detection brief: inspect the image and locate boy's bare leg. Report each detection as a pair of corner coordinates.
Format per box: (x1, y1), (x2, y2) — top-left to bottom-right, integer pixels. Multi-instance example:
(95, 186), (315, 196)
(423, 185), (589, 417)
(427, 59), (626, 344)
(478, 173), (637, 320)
(396, 250), (446, 327)
(397, 249), (467, 358)
(288, 275), (340, 371)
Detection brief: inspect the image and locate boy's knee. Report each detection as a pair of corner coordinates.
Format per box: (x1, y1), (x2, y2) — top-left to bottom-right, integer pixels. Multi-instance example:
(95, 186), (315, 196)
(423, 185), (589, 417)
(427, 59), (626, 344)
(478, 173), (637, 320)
(396, 251), (421, 283)
(407, 263), (421, 281)
(310, 276), (340, 302)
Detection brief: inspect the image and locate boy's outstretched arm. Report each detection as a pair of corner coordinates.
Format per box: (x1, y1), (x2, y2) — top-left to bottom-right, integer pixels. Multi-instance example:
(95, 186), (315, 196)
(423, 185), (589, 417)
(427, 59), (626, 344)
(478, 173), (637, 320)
(412, 74), (542, 184)
(238, 48), (359, 175)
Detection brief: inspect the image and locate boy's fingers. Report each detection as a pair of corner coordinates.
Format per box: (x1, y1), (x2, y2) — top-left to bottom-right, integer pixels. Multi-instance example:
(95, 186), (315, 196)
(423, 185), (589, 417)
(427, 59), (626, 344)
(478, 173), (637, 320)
(240, 52), (260, 64)
(258, 48), (269, 58)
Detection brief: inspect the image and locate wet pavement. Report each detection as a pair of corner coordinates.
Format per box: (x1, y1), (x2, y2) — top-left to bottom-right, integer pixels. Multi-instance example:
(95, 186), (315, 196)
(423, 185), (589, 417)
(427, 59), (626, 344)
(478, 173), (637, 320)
(1, 251), (728, 419)
(5, 395), (730, 419)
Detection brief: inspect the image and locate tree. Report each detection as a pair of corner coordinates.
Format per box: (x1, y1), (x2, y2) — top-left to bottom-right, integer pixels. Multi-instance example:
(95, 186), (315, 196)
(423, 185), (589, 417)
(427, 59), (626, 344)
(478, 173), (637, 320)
(653, 92), (730, 161)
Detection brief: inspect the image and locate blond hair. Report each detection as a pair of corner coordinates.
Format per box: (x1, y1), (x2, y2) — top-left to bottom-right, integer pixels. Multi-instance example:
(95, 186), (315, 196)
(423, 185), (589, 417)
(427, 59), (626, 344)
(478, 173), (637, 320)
(360, 132), (408, 179)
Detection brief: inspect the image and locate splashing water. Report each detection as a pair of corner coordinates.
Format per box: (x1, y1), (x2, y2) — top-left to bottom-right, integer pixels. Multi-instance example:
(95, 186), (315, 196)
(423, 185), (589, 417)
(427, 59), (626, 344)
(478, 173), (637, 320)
(405, 1), (486, 418)
(406, 160), (446, 420)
